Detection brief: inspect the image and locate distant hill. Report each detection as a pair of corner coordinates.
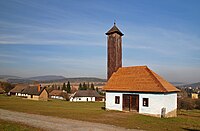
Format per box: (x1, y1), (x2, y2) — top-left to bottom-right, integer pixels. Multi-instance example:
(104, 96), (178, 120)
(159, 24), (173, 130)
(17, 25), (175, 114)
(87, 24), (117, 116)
(0, 75), (106, 84)
(179, 82), (200, 88)
(28, 75), (66, 81)
(65, 77), (106, 83)
(7, 78), (33, 84)
(0, 75), (22, 82)
(170, 82), (187, 87)
(0, 75), (21, 79)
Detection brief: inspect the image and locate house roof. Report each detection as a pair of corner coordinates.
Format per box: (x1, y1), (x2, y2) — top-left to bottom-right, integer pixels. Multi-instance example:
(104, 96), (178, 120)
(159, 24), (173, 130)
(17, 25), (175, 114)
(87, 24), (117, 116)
(74, 90), (103, 97)
(103, 66), (180, 93)
(9, 84), (29, 93)
(49, 90), (68, 98)
(22, 86), (46, 96)
(106, 23), (124, 36)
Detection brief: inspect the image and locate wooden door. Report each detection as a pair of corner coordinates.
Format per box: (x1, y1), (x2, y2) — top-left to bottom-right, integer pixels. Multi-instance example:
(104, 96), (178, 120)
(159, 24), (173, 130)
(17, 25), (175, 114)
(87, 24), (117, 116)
(130, 95), (139, 112)
(123, 94), (139, 112)
(123, 94), (130, 111)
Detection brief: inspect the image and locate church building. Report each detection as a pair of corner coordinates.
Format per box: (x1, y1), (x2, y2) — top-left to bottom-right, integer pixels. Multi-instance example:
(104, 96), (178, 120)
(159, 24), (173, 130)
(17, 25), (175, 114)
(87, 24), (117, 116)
(103, 23), (179, 117)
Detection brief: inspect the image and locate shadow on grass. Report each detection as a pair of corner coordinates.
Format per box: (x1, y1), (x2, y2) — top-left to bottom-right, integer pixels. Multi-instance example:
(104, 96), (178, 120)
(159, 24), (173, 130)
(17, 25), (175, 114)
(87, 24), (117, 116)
(182, 128), (200, 131)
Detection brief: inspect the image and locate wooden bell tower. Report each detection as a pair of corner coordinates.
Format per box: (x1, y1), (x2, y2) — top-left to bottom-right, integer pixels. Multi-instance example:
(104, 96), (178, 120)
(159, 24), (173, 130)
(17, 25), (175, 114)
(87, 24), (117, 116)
(106, 23), (124, 80)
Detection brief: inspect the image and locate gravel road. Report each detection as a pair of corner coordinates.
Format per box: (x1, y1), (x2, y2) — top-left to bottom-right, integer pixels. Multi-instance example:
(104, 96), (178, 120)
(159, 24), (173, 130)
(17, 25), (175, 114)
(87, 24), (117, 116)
(0, 109), (141, 131)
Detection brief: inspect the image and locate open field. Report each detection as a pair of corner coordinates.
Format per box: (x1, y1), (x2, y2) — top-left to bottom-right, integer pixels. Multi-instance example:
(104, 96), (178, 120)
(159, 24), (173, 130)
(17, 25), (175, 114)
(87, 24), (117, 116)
(0, 119), (43, 131)
(0, 95), (200, 131)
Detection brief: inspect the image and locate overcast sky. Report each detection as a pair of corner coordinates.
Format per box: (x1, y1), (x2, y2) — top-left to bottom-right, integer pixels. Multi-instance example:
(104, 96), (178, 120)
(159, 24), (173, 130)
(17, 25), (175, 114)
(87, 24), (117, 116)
(0, 0), (200, 83)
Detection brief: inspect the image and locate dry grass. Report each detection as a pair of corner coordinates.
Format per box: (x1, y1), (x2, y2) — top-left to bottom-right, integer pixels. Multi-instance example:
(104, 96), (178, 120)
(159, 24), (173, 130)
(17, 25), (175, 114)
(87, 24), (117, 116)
(0, 119), (43, 131)
(0, 95), (200, 131)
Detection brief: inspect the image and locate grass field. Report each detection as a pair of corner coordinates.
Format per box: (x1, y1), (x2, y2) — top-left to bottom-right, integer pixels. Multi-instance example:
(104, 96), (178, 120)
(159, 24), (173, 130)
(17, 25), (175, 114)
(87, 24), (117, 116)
(0, 119), (43, 131)
(0, 95), (200, 131)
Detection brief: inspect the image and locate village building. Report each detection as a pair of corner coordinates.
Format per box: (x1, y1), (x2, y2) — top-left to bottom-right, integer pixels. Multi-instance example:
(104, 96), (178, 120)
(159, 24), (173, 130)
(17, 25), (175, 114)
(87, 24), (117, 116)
(9, 84), (29, 96)
(191, 93), (198, 99)
(22, 85), (48, 101)
(0, 87), (5, 94)
(103, 23), (180, 117)
(49, 90), (68, 100)
(70, 90), (104, 102)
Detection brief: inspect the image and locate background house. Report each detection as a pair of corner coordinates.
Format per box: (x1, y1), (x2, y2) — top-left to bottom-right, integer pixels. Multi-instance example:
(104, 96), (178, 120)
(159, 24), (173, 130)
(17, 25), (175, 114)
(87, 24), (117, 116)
(49, 90), (68, 100)
(191, 93), (198, 99)
(9, 84), (29, 96)
(70, 90), (104, 102)
(22, 85), (48, 101)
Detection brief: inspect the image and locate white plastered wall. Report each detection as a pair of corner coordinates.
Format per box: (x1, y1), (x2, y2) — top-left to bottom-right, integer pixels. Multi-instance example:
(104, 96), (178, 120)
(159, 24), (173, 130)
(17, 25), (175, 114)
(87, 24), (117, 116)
(70, 97), (95, 102)
(105, 92), (177, 116)
(139, 93), (177, 116)
(105, 92), (123, 111)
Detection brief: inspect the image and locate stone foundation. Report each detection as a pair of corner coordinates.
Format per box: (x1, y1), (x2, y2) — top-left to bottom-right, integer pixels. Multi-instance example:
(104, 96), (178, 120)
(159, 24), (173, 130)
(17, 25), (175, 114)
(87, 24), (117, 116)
(141, 109), (177, 118)
(165, 109), (177, 117)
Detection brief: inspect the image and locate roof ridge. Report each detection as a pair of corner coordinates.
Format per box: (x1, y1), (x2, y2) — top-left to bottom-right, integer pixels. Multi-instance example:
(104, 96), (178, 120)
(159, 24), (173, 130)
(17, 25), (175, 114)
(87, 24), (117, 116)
(38, 87), (46, 95)
(122, 65), (147, 68)
(145, 67), (168, 92)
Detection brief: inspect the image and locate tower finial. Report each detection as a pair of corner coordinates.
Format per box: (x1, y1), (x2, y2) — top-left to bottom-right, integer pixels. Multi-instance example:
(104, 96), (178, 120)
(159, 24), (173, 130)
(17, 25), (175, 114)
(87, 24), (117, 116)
(114, 20), (116, 26)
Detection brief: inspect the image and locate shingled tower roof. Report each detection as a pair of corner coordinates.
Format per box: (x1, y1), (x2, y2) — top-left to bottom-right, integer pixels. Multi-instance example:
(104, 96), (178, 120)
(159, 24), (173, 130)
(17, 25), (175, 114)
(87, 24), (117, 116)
(106, 22), (124, 36)
(103, 66), (180, 93)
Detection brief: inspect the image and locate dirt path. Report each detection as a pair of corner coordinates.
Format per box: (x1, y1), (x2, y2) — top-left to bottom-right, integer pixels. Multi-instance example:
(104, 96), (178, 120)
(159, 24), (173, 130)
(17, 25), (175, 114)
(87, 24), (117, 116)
(0, 109), (141, 131)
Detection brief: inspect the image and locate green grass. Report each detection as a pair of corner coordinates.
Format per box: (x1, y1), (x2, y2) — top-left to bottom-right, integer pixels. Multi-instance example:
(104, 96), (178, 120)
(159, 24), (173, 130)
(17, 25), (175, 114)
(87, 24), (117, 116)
(0, 95), (200, 131)
(0, 119), (43, 131)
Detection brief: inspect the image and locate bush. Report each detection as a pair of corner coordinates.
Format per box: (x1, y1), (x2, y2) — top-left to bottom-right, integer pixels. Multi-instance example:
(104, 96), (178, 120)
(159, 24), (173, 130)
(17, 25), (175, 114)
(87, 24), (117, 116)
(0, 82), (14, 93)
(178, 98), (195, 110)
(195, 99), (200, 109)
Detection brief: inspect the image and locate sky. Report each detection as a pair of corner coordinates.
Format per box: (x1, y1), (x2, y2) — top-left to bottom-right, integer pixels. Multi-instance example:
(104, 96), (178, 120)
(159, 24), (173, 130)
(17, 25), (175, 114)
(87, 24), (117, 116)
(0, 0), (200, 83)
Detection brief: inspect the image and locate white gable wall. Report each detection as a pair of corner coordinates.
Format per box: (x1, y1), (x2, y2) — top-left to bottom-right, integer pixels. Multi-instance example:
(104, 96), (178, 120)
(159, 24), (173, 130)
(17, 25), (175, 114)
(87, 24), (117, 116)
(51, 96), (65, 100)
(106, 92), (177, 117)
(16, 93), (28, 97)
(70, 97), (95, 102)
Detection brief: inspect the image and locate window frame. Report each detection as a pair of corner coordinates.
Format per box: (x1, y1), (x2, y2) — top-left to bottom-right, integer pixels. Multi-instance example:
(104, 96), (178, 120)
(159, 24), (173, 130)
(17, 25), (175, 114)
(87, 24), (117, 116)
(115, 96), (120, 104)
(143, 98), (149, 107)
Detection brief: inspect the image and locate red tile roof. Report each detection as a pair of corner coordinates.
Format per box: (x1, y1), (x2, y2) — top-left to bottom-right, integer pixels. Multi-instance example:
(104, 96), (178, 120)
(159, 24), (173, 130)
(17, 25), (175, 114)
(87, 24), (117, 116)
(103, 66), (180, 93)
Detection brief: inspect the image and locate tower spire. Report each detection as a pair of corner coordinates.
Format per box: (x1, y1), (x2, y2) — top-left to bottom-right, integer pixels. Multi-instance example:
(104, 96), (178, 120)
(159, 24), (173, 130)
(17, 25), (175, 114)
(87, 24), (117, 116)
(106, 23), (124, 80)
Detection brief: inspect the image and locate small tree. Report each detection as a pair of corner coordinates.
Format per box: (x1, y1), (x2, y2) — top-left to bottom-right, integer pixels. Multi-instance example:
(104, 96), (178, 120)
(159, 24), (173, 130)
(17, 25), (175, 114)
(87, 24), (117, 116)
(79, 83), (83, 90)
(195, 99), (200, 109)
(1, 82), (14, 93)
(67, 81), (71, 93)
(96, 87), (99, 92)
(62, 83), (67, 91)
(83, 82), (87, 90)
(91, 83), (95, 90)
(51, 84), (54, 89)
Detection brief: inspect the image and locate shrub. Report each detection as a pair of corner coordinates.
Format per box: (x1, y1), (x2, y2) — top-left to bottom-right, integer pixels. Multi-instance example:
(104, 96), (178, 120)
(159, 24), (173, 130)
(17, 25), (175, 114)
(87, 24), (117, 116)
(195, 99), (200, 109)
(178, 98), (195, 110)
